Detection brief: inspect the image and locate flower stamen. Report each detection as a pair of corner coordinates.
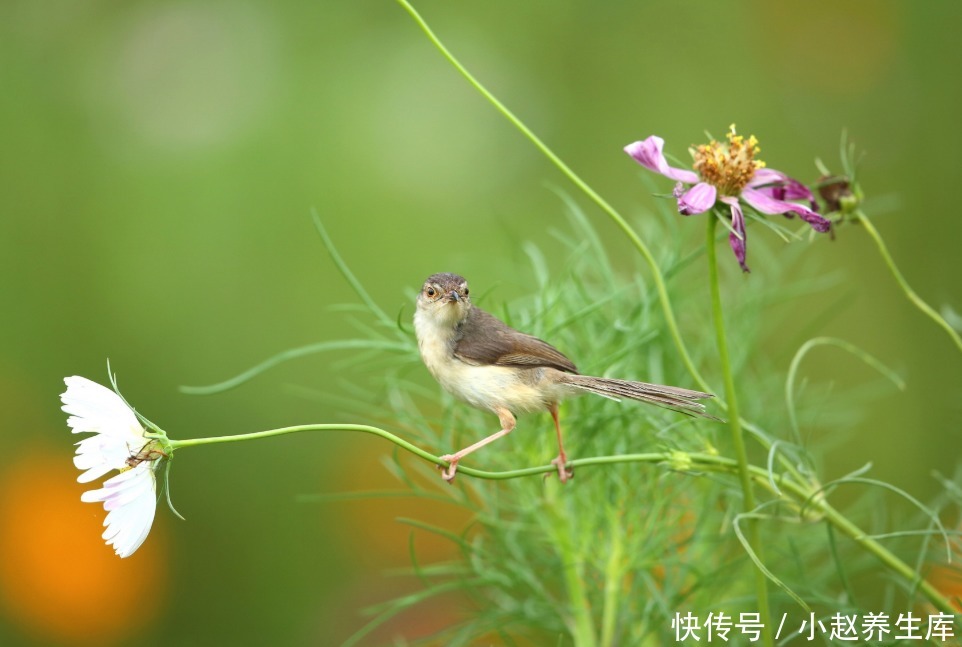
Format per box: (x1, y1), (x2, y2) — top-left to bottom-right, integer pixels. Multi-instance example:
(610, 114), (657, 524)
(693, 125), (766, 196)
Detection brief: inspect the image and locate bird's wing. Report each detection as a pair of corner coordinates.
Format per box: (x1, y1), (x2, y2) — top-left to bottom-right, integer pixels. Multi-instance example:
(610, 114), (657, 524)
(453, 308), (578, 373)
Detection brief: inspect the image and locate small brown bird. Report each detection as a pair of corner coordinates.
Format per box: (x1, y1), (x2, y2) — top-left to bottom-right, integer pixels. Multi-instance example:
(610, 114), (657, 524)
(413, 273), (714, 483)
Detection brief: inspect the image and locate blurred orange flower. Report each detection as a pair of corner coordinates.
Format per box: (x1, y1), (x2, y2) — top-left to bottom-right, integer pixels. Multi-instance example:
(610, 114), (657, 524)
(0, 451), (167, 646)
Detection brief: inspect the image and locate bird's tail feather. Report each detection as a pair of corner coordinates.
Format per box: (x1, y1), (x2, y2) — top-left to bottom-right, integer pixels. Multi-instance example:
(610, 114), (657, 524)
(561, 374), (717, 419)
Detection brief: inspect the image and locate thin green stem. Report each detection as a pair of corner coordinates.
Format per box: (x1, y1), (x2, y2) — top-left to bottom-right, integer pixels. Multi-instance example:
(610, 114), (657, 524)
(814, 501), (957, 615)
(178, 340), (411, 395)
(167, 421), (956, 614)
(169, 424), (440, 464)
(857, 212), (962, 354)
(169, 425), (686, 480)
(394, 0), (711, 395)
(762, 473), (959, 617)
(310, 212), (397, 331)
(785, 336), (905, 446)
(706, 215), (773, 646)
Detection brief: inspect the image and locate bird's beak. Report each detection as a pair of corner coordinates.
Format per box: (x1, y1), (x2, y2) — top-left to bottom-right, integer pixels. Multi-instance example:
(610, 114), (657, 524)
(447, 291), (461, 302)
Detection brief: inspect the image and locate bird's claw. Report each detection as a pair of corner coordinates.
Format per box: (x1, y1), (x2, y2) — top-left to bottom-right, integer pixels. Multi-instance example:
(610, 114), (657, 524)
(438, 454), (459, 483)
(550, 455), (574, 484)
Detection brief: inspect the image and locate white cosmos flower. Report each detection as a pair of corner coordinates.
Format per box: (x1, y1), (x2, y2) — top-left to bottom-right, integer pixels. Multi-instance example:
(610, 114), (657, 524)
(61, 376), (159, 558)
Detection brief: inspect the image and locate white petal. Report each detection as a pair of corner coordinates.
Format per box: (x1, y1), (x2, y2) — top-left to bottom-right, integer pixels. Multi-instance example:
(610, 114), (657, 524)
(62, 376), (148, 479)
(74, 435), (133, 478)
(76, 463), (115, 484)
(82, 463), (157, 558)
(61, 376), (144, 441)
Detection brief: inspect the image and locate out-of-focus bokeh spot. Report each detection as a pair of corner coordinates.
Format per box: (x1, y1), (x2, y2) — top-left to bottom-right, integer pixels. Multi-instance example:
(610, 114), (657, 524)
(341, 28), (547, 208)
(753, 0), (899, 95)
(0, 451), (167, 646)
(927, 563), (962, 613)
(83, 1), (280, 155)
(306, 444), (477, 643)
(316, 572), (470, 645)
(926, 522), (962, 613)
(330, 447), (473, 568)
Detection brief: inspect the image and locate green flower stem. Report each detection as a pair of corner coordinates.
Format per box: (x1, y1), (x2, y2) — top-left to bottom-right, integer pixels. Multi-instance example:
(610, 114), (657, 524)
(168, 423), (449, 465)
(394, 0), (711, 396)
(168, 422), (956, 614)
(856, 212), (962, 354)
(706, 215), (773, 647)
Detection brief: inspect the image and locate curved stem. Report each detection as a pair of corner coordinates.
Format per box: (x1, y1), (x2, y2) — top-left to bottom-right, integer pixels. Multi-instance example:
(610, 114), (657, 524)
(168, 421), (956, 614)
(169, 423), (440, 462)
(394, 0), (711, 395)
(706, 215), (773, 646)
(857, 212), (962, 354)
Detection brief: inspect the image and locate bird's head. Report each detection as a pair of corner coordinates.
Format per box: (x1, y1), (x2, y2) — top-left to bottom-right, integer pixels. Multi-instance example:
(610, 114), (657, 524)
(416, 273), (471, 327)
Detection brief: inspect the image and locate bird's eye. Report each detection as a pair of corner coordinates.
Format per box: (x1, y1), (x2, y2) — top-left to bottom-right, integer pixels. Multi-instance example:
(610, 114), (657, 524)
(425, 287), (437, 298)
(463, 288), (469, 296)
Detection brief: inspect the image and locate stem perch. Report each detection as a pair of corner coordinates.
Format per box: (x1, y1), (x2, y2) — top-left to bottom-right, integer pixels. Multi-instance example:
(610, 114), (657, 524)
(706, 214), (773, 646)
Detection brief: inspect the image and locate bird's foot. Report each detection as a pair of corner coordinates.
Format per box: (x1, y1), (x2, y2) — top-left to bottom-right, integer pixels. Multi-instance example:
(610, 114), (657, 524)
(550, 455), (574, 484)
(438, 454), (459, 483)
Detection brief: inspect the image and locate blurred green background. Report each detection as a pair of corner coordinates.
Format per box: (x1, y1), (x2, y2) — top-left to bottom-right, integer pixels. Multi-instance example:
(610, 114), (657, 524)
(2, 0), (960, 644)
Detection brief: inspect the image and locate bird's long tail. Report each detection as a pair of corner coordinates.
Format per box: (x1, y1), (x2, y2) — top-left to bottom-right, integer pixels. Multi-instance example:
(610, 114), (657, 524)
(560, 374), (717, 419)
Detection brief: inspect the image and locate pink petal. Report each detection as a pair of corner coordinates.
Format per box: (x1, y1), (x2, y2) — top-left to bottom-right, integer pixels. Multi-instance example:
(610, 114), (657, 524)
(748, 168), (817, 208)
(674, 182), (716, 215)
(748, 168), (790, 187)
(624, 136), (699, 184)
(742, 188), (831, 233)
(721, 197), (749, 273)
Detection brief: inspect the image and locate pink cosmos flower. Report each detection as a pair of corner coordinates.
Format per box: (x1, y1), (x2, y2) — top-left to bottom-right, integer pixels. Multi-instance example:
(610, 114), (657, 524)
(625, 126), (831, 272)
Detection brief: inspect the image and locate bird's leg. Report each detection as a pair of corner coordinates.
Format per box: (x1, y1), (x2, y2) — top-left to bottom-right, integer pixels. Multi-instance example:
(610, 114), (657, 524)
(549, 402), (573, 483)
(439, 408), (516, 483)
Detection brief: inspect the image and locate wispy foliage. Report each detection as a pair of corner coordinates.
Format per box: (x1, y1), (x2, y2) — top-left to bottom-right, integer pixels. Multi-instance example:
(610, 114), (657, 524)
(297, 200), (960, 645)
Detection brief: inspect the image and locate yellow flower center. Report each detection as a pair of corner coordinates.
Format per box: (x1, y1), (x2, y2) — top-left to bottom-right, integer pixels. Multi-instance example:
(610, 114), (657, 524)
(692, 125), (766, 196)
